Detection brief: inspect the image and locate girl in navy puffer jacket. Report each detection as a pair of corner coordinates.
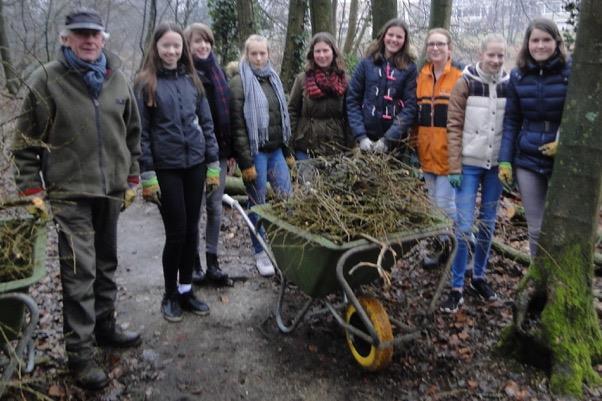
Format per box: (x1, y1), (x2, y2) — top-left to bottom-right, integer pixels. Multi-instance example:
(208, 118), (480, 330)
(498, 18), (571, 258)
(135, 23), (219, 322)
(347, 18), (417, 153)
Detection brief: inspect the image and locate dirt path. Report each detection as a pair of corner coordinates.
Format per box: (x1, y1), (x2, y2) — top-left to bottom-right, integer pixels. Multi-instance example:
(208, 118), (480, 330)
(115, 201), (404, 401)
(11, 198), (600, 401)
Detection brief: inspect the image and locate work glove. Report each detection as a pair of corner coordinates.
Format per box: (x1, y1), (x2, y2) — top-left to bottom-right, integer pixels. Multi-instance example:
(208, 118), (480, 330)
(448, 174), (463, 189)
(539, 140), (558, 157)
(241, 166), (257, 184)
(206, 162), (221, 195)
(141, 171), (161, 206)
(373, 138), (388, 153)
(285, 154), (297, 182)
(498, 162), (513, 186)
(121, 175), (139, 211)
(22, 190), (50, 221)
(358, 137), (373, 152)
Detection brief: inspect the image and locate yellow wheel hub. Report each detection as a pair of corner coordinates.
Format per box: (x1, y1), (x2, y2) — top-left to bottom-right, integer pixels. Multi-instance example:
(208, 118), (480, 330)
(344, 296), (393, 371)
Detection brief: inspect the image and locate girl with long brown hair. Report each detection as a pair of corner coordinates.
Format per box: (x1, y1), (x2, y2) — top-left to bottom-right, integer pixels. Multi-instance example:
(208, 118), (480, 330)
(346, 18), (417, 154)
(135, 22), (219, 322)
(288, 32), (351, 159)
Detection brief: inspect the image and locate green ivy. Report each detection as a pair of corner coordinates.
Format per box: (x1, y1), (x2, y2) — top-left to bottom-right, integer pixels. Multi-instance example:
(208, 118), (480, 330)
(208, 0), (239, 64)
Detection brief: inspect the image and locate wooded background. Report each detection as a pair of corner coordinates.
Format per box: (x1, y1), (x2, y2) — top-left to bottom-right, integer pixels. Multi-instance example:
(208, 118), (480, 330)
(0, 0), (575, 93)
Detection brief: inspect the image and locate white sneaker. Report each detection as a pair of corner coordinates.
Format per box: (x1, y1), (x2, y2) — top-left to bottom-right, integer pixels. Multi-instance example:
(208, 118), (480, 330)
(254, 251), (275, 277)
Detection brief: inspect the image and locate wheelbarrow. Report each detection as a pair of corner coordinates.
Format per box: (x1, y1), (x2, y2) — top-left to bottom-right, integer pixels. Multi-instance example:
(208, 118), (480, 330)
(223, 194), (455, 371)
(0, 218), (47, 397)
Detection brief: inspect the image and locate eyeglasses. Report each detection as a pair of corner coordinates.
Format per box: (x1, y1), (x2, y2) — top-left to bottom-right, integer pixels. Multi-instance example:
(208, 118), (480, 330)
(427, 41), (448, 48)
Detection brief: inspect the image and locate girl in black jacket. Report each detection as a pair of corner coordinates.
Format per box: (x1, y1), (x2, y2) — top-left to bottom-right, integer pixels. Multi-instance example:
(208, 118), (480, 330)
(135, 23), (220, 322)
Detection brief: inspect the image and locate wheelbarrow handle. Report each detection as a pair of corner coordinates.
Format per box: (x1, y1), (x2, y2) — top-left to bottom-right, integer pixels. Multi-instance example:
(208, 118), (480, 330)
(222, 194), (238, 208)
(221, 194), (279, 270)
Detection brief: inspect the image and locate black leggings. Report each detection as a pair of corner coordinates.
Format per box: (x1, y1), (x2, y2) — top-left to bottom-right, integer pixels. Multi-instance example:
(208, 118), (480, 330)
(157, 164), (205, 296)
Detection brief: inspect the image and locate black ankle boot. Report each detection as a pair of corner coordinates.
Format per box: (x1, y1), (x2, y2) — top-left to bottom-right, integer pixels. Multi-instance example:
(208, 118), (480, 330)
(206, 253), (232, 286)
(95, 317), (142, 348)
(192, 253), (205, 284)
(69, 358), (109, 390)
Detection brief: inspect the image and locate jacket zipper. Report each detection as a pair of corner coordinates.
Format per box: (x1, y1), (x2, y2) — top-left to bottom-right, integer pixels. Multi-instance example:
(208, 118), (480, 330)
(93, 98), (107, 194)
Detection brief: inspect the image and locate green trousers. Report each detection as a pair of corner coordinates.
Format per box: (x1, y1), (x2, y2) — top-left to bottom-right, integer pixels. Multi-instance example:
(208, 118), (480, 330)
(52, 195), (122, 362)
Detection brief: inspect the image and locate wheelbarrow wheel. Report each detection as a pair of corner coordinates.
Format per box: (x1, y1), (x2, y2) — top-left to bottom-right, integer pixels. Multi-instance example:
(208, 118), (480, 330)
(344, 297), (393, 371)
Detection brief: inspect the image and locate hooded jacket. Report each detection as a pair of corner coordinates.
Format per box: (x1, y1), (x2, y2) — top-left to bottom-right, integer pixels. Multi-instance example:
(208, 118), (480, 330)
(13, 50), (141, 198)
(447, 63), (510, 173)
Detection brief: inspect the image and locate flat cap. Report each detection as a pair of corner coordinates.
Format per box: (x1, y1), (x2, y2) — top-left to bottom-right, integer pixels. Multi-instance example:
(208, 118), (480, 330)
(65, 8), (105, 31)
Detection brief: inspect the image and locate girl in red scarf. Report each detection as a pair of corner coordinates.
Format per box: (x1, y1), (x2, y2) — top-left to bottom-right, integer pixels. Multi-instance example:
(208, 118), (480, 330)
(288, 32), (352, 159)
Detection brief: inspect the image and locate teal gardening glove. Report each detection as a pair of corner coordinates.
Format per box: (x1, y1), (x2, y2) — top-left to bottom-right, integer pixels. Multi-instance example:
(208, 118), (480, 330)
(448, 174), (463, 189)
(206, 162), (221, 195)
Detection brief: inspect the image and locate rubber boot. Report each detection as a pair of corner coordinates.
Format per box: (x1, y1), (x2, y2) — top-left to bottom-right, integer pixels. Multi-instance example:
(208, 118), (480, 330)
(206, 252), (233, 286)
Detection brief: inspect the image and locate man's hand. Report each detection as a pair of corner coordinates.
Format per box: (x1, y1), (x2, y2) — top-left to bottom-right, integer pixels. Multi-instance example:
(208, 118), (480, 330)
(25, 195), (50, 221)
(141, 171), (161, 206)
(121, 175), (139, 211)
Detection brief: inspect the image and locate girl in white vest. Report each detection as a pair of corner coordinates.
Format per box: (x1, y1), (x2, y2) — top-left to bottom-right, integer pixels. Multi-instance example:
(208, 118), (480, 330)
(441, 34), (510, 313)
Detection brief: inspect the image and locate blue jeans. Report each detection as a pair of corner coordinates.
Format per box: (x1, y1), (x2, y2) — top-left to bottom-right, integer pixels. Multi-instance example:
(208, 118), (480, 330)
(451, 165), (502, 289)
(423, 172), (456, 220)
(245, 148), (292, 254)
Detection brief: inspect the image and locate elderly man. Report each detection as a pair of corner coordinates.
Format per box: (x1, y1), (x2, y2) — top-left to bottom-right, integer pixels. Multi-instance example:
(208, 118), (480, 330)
(12, 8), (141, 390)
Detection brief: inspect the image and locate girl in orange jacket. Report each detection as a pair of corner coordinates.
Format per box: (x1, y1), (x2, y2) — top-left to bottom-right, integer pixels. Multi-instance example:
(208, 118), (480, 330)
(416, 28), (463, 218)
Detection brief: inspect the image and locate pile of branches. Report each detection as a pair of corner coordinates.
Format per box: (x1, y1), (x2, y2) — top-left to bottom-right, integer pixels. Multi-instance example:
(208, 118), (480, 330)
(270, 151), (447, 244)
(0, 218), (36, 283)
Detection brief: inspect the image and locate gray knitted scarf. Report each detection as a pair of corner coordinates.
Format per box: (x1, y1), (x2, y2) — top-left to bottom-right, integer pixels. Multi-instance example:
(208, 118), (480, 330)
(240, 60), (291, 156)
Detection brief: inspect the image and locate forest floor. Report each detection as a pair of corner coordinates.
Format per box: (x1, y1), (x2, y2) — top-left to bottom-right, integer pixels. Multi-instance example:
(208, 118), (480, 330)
(2, 191), (602, 401)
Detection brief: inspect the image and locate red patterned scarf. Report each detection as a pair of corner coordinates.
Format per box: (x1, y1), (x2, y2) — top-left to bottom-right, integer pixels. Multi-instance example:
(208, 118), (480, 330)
(304, 69), (347, 99)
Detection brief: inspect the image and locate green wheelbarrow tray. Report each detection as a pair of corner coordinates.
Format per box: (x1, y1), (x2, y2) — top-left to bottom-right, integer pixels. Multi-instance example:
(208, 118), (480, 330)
(252, 204), (452, 298)
(251, 204), (456, 341)
(0, 219), (47, 397)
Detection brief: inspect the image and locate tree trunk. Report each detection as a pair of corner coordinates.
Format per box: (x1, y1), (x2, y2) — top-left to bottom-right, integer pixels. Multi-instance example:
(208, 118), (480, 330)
(428, 0), (453, 30)
(281, 0), (306, 92)
(371, 0), (396, 39)
(499, 1), (602, 398)
(140, 0), (157, 60)
(342, 0), (358, 54)
(331, 0), (338, 38)
(310, 0), (332, 36)
(0, 0), (18, 95)
(236, 0), (255, 50)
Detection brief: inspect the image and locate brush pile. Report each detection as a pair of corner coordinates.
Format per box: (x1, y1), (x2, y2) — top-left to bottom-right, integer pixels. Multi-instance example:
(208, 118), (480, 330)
(0, 218), (37, 283)
(270, 152), (448, 244)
